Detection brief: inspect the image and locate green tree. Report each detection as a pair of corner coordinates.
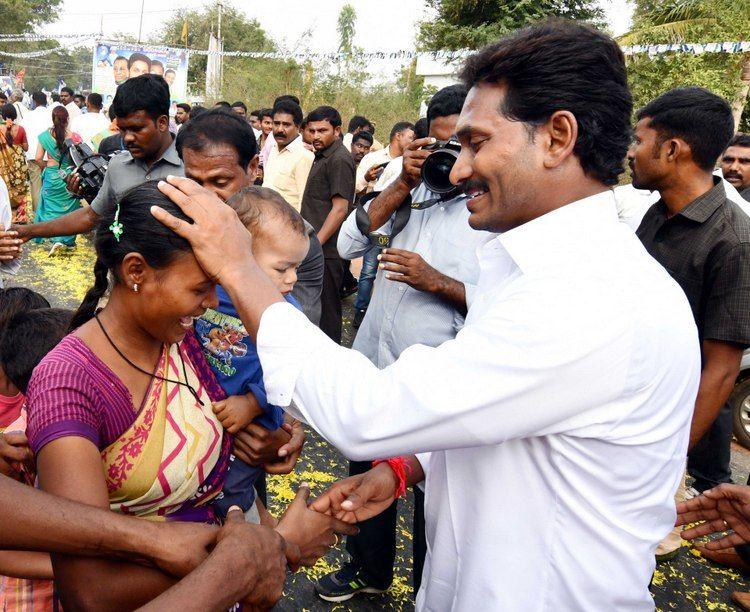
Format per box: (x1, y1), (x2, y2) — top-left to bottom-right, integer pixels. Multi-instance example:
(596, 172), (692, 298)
(418, 0), (605, 51)
(622, 0), (750, 127)
(0, 0), (63, 34)
(156, 2), (278, 96)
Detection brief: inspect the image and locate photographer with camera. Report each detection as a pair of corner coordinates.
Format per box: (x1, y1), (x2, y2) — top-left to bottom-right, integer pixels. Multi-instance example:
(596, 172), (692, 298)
(10, 75), (181, 248)
(319, 84), (494, 603)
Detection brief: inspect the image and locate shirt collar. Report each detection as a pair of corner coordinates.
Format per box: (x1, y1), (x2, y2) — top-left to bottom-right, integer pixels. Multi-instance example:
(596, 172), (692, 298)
(315, 138), (343, 159)
(278, 135), (303, 153)
(126, 137), (181, 168)
(495, 190), (619, 275)
(671, 177), (725, 223)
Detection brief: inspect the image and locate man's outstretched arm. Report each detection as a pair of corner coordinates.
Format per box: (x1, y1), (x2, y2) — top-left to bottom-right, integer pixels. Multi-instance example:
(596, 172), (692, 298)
(14, 206), (98, 242)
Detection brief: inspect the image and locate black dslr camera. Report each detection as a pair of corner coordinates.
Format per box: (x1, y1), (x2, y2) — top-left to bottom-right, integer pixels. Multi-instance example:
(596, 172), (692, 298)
(420, 138), (461, 194)
(64, 140), (110, 202)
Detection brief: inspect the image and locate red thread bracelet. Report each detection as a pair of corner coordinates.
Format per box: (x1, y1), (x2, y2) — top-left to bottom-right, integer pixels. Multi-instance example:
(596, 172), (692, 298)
(372, 457), (410, 499)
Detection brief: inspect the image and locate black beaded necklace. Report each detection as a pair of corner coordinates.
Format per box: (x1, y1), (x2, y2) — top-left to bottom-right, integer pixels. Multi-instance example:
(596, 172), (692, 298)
(94, 314), (204, 406)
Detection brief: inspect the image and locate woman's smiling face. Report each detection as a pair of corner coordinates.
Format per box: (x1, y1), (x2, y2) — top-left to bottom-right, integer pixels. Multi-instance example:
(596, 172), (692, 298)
(121, 250), (218, 345)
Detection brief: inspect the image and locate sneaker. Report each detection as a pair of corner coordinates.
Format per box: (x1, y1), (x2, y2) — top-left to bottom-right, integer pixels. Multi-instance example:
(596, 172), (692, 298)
(314, 565), (389, 603)
(353, 308), (367, 328)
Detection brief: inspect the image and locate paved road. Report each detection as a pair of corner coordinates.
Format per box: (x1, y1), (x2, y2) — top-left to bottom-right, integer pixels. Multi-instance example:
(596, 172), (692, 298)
(7, 237), (750, 611)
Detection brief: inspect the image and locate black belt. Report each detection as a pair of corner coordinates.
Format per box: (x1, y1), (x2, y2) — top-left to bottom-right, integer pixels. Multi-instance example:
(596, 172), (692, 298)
(355, 189), (461, 247)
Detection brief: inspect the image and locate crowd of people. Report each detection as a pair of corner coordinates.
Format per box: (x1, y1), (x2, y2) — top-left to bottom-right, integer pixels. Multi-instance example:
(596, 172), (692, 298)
(1, 17), (750, 611)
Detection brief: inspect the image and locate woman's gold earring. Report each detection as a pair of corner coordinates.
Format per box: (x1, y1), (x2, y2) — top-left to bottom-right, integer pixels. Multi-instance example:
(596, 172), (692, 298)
(133, 283), (139, 293)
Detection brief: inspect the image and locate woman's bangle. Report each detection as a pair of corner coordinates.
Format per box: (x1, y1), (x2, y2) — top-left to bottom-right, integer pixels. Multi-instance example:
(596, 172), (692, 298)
(372, 457), (410, 499)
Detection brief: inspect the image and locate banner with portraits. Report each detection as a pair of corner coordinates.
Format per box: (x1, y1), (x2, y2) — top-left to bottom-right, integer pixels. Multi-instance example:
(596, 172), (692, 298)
(92, 42), (189, 103)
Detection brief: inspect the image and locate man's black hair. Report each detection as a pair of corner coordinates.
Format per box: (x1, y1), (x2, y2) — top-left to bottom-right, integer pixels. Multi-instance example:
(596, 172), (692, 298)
(390, 121), (415, 141)
(176, 102), (191, 113)
(231, 100), (247, 112)
(31, 91), (46, 107)
(460, 19), (632, 186)
(151, 60), (164, 70)
(114, 55), (127, 64)
(0, 308), (73, 394)
(272, 99), (303, 126)
(259, 108), (274, 121)
(112, 74), (170, 122)
(414, 117), (429, 139)
(306, 106), (342, 128)
(73, 94), (85, 103)
(108, 104), (116, 121)
(165, 68), (176, 76)
(426, 84), (467, 128)
(347, 115), (371, 134)
(189, 105), (207, 119)
(274, 94), (300, 107)
(214, 101), (231, 108)
(250, 109), (261, 118)
(50, 93), (59, 102)
(127, 52), (151, 70)
(87, 92), (103, 110)
(176, 108), (258, 170)
(352, 130), (374, 146)
(637, 87), (734, 172)
(728, 133), (750, 150)
(60, 86), (74, 96)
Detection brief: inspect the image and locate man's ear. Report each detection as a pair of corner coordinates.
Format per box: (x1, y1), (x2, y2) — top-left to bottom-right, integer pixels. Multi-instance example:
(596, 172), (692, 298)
(542, 110), (578, 170)
(157, 115), (170, 132)
(246, 155), (260, 183)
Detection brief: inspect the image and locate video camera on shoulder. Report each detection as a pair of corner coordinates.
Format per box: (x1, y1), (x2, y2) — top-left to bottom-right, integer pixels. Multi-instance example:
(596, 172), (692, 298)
(64, 140), (109, 203)
(421, 138), (461, 194)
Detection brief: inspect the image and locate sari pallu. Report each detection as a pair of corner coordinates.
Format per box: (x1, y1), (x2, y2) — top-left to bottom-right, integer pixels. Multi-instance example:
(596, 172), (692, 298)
(33, 131), (82, 247)
(0, 128), (32, 224)
(101, 335), (231, 522)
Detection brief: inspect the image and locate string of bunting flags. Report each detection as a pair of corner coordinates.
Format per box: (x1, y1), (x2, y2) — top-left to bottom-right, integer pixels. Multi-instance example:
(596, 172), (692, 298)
(0, 33), (746, 61)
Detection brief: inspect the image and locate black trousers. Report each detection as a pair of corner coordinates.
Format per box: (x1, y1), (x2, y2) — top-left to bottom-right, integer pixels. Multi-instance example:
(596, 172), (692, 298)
(320, 257), (343, 344)
(345, 459), (427, 590)
(687, 401), (733, 492)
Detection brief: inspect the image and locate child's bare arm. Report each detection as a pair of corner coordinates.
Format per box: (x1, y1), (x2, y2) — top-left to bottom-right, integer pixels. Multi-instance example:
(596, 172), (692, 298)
(212, 393), (264, 434)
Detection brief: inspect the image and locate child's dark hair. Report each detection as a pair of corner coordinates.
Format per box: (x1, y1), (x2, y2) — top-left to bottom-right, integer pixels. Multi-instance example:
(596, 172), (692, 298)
(227, 186), (308, 243)
(0, 288), (50, 336)
(69, 181), (194, 331)
(1, 308), (73, 393)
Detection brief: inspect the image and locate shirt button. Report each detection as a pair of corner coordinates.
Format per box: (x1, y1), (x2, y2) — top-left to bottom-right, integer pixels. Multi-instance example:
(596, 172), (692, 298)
(145, 174), (151, 180)
(399, 286), (405, 292)
(440, 206), (445, 211)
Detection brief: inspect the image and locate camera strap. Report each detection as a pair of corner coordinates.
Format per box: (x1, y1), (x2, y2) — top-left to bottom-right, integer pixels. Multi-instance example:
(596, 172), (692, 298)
(355, 189), (457, 248)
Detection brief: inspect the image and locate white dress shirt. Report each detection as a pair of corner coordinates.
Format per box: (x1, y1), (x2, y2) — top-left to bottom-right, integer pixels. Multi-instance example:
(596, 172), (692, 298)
(258, 190), (700, 610)
(20, 105), (52, 161)
(70, 111), (110, 149)
(0, 178), (20, 286)
(338, 184), (493, 367)
(355, 146), (393, 193)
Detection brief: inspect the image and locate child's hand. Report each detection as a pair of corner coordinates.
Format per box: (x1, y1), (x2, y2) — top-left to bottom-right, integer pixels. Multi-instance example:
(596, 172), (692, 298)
(212, 394), (263, 434)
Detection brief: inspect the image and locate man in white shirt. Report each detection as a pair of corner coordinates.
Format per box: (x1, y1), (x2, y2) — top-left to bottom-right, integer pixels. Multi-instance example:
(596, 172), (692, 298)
(20, 91), (52, 212)
(10, 90), (26, 121)
(154, 21), (701, 610)
(355, 122), (414, 195)
(59, 87), (81, 120)
(70, 93), (110, 148)
(262, 99), (314, 212)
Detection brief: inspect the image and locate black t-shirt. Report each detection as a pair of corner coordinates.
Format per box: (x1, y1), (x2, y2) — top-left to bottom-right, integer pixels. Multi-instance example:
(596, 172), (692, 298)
(300, 139), (355, 259)
(98, 134), (124, 157)
(637, 179), (750, 348)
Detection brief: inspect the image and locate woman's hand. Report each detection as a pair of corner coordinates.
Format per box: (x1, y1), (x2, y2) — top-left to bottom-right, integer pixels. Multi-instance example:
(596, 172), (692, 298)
(0, 432), (33, 479)
(677, 483), (750, 549)
(233, 419), (304, 474)
(275, 484), (359, 570)
(310, 463), (399, 524)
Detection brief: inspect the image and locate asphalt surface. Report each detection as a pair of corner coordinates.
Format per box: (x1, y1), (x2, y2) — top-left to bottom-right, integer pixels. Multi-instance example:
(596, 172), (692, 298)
(7, 236), (750, 611)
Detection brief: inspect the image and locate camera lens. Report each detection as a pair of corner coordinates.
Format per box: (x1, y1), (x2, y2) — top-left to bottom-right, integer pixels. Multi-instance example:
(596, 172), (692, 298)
(421, 148), (459, 194)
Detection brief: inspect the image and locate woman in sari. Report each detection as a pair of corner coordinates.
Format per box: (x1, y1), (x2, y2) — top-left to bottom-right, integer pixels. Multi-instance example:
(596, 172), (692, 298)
(24, 182), (352, 610)
(0, 104), (32, 224)
(33, 106), (82, 253)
